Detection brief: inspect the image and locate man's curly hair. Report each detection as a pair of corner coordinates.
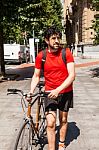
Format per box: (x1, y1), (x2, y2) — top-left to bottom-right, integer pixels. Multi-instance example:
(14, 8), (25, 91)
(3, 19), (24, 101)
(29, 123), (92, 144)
(44, 25), (62, 40)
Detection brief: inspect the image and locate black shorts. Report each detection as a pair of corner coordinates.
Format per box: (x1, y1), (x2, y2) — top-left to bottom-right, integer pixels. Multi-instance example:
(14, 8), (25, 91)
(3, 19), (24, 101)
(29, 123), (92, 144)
(44, 91), (73, 112)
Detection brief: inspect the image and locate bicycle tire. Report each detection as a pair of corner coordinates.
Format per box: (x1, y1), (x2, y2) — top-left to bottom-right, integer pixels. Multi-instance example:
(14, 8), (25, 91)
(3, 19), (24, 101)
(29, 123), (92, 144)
(36, 96), (47, 139)
(14, 120), (40, 150)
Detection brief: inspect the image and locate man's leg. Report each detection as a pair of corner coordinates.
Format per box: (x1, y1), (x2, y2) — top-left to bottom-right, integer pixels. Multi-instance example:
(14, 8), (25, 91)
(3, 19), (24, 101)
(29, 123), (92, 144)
(46, 111), (56, 150)
(59, 111), (68, 143)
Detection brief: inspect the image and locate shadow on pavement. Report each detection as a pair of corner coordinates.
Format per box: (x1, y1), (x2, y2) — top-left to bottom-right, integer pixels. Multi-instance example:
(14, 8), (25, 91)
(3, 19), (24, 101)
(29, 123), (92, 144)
(56, 122), (80, 149)
(90, 67), (99, 78)
(6, 66), (34, 81)
(16, 66), (34, 80)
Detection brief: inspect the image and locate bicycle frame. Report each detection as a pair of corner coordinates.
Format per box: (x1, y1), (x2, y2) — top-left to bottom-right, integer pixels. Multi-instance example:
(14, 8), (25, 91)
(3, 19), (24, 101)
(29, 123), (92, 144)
(26, 96), (42, 134)
(7, 81), (47, 149)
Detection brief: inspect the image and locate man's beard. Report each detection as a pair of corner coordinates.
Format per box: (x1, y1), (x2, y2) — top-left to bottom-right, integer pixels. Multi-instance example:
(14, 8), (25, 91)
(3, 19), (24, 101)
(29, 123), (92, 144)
(49, 44), (60, 52)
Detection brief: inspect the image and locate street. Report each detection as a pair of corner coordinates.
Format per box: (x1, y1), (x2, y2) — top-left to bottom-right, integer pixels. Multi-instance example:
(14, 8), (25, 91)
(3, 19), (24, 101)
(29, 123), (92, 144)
(0, 57), (99, 150)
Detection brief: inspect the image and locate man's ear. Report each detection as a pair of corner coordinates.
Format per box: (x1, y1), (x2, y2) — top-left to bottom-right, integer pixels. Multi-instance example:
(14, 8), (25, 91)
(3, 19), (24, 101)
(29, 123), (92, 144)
(45, 38), (49, 44)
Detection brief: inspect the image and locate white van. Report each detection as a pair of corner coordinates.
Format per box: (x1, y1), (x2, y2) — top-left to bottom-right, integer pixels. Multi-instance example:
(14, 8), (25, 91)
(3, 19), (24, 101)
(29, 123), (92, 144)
(4, 44), (26, 63)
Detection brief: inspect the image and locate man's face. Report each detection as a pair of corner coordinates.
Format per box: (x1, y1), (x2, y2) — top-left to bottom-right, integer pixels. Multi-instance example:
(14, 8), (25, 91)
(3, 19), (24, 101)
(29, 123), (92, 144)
(45, 34), (61, 51)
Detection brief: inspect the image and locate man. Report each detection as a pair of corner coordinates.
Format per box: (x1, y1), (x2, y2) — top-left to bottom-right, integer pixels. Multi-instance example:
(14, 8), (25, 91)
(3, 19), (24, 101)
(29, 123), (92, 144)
(30, 25), (75, 150)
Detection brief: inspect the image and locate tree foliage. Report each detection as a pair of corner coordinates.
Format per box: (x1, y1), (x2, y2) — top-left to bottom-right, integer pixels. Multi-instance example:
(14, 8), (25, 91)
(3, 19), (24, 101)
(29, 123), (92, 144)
(91, 0), (99, 10)
(91, 0), (99, 44)
(3, 0), (62, 44)
(0, 0), (62, 75)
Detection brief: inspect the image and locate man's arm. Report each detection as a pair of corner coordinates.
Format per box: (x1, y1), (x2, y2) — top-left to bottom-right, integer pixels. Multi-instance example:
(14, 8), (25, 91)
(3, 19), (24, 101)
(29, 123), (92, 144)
(56, 62), (75, 92)
(30, 68), (41, 93)
(48, 62), (75, 98)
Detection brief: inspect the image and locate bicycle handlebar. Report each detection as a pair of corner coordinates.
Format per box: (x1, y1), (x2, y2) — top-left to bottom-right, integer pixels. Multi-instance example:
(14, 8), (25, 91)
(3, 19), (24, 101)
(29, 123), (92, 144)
(7, 88), (50, 97)
(7, 88), (39, 97)
(7, 81), (47, 98)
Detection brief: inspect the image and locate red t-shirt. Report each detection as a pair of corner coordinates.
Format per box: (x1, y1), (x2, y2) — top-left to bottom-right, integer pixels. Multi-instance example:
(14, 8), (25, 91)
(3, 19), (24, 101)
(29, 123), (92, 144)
(35, 47), (74, 93)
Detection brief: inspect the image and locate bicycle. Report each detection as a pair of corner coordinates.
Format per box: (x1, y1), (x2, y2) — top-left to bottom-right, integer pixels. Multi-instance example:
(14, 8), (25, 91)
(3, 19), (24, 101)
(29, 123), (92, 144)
(7, 81), (47, 150)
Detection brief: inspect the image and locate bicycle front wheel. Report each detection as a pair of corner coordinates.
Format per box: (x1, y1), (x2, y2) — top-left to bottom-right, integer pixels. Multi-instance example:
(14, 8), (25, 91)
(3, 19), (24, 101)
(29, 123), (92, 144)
(36, 97), (46, 139)
(14, 120), (39, 150)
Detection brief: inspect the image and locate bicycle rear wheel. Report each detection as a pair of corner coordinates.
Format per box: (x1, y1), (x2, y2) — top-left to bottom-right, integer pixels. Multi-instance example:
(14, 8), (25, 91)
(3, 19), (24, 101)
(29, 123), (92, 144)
(14, 120), (39, 150)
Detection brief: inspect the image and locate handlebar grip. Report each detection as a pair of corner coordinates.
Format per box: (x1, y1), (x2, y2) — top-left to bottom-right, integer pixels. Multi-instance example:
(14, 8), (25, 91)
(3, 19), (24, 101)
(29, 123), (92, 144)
(7, 88), (23, 93)
(7, 89), (17, 92)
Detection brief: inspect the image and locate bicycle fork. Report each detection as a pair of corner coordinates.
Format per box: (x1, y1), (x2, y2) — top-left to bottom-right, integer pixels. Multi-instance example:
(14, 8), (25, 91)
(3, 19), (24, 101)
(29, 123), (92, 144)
(27, 102), (31, 118)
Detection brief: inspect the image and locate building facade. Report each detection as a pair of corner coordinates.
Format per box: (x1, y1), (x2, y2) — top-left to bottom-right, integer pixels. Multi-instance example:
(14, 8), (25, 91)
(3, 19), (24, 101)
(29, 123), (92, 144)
(62, 0), (96, 46)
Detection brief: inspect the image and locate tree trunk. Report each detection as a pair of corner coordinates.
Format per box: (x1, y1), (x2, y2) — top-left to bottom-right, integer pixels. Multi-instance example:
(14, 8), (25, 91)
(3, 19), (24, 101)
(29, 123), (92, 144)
(0, 2), (5, 76)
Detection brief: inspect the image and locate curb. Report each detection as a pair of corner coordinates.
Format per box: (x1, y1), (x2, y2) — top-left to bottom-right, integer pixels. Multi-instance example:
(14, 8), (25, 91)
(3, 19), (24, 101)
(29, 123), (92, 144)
(0, 74), (20, 82)
(75, 61), (99, 68)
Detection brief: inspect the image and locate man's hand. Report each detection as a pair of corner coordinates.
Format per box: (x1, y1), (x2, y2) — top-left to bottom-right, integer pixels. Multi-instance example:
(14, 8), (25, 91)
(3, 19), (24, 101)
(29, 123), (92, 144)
(26, 93), (32, 102)
(48, 89), (59, 99)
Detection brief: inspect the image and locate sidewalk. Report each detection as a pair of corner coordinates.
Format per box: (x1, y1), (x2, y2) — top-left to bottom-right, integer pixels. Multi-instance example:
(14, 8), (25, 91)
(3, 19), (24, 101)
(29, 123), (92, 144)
(9, 57), (99, 150)
(0, 56), (99, 149)
(66, 57), (99, 150)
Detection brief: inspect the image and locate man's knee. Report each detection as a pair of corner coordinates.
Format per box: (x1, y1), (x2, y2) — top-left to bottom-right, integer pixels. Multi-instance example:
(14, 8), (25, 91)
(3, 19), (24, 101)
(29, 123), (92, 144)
(60, 117), (67, 124)
(46, 111), (56, 129)
(59, 111), (68, 125)
(47, 119), (56, 129)
(59, 115), (68, 126)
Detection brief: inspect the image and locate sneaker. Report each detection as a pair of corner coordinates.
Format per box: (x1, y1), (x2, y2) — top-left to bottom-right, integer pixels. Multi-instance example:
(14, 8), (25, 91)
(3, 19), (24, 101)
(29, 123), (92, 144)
(58, 142), (66, 150)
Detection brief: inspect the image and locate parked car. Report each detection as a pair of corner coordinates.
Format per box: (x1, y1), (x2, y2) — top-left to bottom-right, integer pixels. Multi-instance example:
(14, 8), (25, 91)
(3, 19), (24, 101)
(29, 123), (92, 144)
(4, 44), (26, 63)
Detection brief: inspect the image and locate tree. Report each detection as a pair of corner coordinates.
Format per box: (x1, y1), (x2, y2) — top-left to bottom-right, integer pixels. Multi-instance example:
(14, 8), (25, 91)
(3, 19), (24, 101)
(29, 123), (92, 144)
(3, 0), (62, 44)
(0, 0), (62, 76)
(0, 0), (42, 75)
(0, 0), (5, 75)
(0, 0), (23, 75)
(14, 0), (62, 42)
(91, 0), (99, 44)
